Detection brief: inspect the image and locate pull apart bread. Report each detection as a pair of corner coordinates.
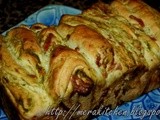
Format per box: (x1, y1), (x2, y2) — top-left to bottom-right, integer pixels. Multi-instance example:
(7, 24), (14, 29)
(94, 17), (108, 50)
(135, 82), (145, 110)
(0, 0), (160, 119)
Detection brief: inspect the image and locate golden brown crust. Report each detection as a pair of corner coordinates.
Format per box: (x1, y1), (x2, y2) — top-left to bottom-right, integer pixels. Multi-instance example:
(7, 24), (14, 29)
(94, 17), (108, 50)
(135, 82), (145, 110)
(111, 0), (160, 47)
(0, 0), (160, 120)
(47, 45), (96, 99)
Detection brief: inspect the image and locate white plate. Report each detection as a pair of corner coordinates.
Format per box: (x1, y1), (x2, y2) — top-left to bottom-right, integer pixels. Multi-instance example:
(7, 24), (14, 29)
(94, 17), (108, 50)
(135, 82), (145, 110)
(1, 4), (160, 120)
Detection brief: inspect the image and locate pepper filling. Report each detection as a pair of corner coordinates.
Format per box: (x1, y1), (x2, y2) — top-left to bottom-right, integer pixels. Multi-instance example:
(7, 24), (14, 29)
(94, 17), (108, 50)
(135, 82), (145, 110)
(71, 70), (93, 96)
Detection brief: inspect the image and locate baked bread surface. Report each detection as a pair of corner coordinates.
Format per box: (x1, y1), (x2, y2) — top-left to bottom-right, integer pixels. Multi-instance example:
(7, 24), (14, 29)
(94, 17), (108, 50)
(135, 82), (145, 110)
(0, 0), (160, 119)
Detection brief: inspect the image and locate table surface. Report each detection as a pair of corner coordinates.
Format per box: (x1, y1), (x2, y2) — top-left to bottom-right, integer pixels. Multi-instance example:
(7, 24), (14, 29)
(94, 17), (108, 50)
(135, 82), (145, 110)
(0, 0), (160, 34)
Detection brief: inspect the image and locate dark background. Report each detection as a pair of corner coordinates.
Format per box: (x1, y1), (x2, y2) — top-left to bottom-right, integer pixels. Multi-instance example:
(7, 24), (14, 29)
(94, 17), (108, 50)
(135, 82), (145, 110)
(0, 0), (160, 34)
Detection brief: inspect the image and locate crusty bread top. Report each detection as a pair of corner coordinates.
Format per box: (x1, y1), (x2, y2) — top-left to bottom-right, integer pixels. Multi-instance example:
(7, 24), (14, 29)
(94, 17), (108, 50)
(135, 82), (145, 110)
(111, 0), (160, 47)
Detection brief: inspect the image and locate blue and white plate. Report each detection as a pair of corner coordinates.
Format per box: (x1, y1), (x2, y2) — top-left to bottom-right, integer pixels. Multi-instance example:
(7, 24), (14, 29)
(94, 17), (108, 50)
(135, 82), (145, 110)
(1, 4), (160, 120)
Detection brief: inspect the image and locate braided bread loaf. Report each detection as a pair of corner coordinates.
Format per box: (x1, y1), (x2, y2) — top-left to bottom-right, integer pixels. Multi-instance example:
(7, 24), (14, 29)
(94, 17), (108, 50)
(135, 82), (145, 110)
(1, 0), (160, 119)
